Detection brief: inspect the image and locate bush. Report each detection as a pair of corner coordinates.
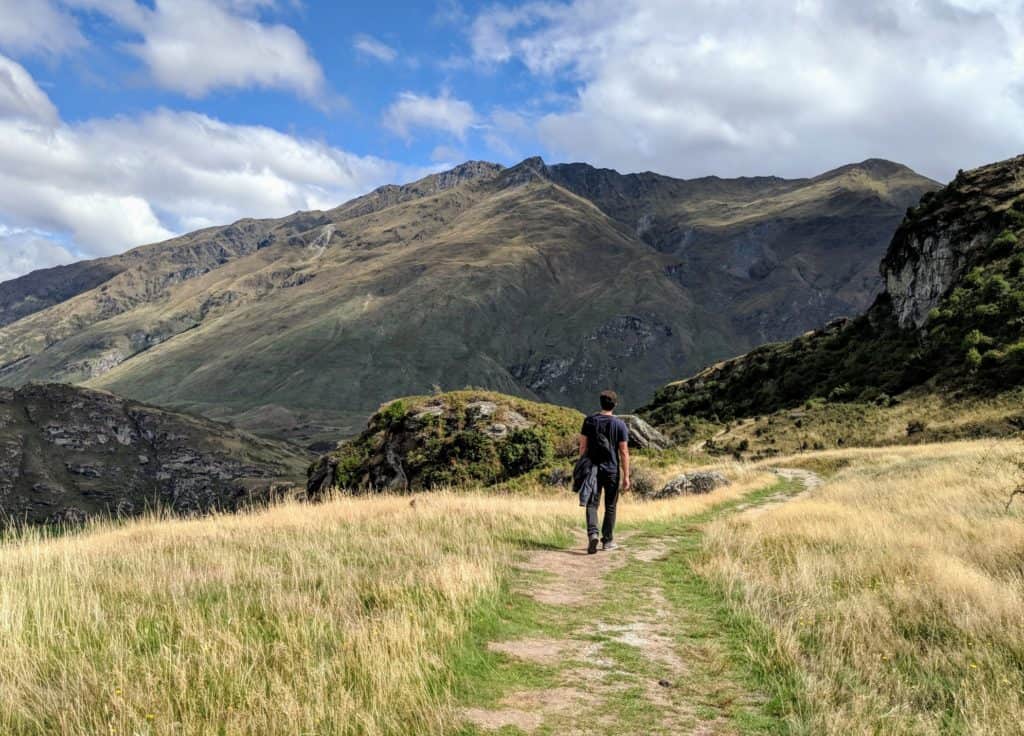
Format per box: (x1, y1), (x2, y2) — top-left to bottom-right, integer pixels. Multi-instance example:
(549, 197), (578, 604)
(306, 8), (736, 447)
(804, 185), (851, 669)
(499, 428), (553, 476)
(907, 420), (927, 436)
(993, 229), (1019, 256)
(378, 400), (407, 428)
(630, 467), (658, 496)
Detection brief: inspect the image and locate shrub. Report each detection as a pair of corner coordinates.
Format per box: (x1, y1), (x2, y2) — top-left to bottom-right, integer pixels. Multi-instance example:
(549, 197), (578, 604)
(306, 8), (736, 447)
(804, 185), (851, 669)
(828, 384), (853, 402)
(378, 400), (407, 428)
(993, 229), (1019, 257)
(499, 428), (553, 476)
(906, 420), (927, 436)
(630, 467), (658, 496)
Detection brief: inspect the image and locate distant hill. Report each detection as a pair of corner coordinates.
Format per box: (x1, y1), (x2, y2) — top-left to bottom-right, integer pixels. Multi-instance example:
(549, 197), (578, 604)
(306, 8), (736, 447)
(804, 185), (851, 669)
(641, 154), (1024, 438)
(0, 383), (309, 525)
(307, 390), (584, 494)
(0, 157), (937, 446)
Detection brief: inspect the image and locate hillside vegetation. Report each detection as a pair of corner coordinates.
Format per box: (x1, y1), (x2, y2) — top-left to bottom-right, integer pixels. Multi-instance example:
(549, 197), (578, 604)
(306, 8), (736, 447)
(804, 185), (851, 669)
(0, 441), (1019, 734)
(0, 157), (936, 445)
(310, 390), (584, 492)
(643, 155), (1024, 438)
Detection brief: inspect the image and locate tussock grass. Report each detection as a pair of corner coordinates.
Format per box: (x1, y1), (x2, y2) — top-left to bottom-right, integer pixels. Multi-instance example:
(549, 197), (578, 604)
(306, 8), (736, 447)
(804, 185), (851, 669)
(0, 462), (767, 735)
(707, 440), (1024, 735)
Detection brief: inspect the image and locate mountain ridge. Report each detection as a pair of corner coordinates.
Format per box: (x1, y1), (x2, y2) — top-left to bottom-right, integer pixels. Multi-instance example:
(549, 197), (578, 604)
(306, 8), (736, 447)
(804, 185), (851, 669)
(0, 156), (939, 445)
(640, 153), (1024, 435)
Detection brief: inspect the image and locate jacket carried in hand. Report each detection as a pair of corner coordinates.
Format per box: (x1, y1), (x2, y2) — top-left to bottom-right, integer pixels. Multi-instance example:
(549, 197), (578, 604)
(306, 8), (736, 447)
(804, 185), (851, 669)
(573, 455), (598, 507)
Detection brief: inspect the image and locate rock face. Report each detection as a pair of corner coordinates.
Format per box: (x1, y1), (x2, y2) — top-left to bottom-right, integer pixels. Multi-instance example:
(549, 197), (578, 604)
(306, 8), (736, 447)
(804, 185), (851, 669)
(882, 156), (1024, 327)
(645, 472), (730, 499)
(0, 384), (309, 525)
(308, 391), (583, 494)
(0, 156), (936, 446)
(618, 415), (672, 450)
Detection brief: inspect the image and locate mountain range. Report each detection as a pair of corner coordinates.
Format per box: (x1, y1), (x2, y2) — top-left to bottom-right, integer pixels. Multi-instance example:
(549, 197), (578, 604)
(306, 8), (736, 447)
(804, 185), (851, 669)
(0, 156), (937, 446)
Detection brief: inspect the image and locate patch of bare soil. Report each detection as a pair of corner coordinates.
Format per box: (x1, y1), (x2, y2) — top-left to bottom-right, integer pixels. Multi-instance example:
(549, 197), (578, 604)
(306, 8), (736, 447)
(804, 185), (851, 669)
(514, 530), (633, 606)
(462, 687), (598, 733)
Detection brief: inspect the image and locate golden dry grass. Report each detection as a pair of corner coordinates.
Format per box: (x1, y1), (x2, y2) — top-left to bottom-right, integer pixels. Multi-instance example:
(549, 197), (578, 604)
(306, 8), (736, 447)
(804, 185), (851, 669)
(707, 440), (1024, 735)
(0, 462), (769, 736)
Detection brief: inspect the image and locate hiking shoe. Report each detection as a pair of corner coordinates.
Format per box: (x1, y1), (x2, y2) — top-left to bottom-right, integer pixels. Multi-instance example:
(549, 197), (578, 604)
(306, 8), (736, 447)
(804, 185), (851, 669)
(587, 536), (599, 555)
(602, 541), (619, 552)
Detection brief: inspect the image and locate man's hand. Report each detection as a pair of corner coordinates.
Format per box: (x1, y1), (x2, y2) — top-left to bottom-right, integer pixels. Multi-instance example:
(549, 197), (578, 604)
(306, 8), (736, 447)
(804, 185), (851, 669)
(623, 476), (632, 491)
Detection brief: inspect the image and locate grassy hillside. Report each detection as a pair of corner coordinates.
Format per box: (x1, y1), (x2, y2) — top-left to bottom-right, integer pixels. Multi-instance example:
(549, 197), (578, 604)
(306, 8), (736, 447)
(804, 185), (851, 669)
(0, 441), (1019, 734)
(703, 441), (1024, 734)
(0, 157), (937, 446)
(643, 154), (1024, 435)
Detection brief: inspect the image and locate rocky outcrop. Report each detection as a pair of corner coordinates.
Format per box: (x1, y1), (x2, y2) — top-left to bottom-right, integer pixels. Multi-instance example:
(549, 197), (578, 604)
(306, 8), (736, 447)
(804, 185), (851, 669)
(308, 391), (583, 494)
(882, 155), (1024, 327)
(618, 415), (672, 450)
(646, 471), (730, 499)
(0, 384), (308, 525)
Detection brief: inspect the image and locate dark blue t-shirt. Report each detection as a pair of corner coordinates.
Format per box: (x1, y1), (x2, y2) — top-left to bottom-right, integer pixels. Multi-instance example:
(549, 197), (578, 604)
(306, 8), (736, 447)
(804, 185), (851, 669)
(581, 413), (629, 474)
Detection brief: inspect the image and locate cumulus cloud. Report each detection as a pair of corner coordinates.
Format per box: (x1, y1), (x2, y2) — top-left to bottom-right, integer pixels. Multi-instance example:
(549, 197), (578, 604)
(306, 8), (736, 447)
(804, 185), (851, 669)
(0, 55), (59, 125)
(49, 0), (326, 99)
(0, 55), (420, 281)
(0, 227), (76, 283)
(0, 0), (86, 56)
(354, 34), (397, 63)
(471, 0), (1024, 180)
(383, 90), (477, 141)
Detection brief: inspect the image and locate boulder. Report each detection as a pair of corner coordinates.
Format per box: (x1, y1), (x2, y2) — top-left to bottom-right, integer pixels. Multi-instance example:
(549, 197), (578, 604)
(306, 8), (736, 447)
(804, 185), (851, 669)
(618, 414), (672, 451)
(650, 471), (730, 499)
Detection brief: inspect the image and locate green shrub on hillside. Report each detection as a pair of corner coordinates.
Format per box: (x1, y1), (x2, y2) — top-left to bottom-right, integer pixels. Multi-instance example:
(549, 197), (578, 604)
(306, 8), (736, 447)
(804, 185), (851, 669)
(499, 428), (553, 476)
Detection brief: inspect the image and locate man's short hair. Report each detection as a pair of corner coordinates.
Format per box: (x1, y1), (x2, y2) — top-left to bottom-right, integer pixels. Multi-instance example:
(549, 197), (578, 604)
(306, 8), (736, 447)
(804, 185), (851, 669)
(599, 390), (618, 411)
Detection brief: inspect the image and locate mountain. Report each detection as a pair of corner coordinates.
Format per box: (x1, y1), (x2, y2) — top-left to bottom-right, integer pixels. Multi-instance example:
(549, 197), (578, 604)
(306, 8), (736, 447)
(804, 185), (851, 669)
(641, 154), (1024, 437)
(0, 157), (937, 446)
(0, 383), (309, 525)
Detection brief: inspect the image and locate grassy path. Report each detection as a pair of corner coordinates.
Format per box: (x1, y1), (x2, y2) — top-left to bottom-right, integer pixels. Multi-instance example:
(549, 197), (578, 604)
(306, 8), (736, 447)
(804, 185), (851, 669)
(455, 471), (816, 735)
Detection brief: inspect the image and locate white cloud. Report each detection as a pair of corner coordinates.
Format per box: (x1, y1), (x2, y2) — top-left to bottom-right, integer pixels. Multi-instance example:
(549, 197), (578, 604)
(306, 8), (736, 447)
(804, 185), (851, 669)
(354, 34), (397, 63)
(383, 90), (477, 141)
(0, 0), (86, 56)
(471, 0), (1024, 181)
(0, 55), (59, 125)
(0, 58), (422, 281)
(0, 227), (76, 283)
(61, 0), (326, 99)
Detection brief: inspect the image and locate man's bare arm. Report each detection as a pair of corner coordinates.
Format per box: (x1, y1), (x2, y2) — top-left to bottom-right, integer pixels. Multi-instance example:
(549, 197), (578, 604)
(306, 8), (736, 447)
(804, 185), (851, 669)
(618, 441), (630, 489)
(579, 434), (588, 457)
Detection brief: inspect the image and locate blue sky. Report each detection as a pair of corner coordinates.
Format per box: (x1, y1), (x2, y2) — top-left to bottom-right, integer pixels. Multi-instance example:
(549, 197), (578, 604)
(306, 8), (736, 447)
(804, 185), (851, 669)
(1, 0), (1023, 280)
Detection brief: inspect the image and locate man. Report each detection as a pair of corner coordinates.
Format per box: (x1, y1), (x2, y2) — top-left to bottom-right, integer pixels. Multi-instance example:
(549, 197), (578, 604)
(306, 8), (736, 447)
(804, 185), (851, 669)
(578, 389), (630, 554)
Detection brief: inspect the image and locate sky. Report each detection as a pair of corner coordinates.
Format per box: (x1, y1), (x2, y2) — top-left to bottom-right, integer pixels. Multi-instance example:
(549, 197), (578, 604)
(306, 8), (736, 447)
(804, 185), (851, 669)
(1, 0), (1023, 282)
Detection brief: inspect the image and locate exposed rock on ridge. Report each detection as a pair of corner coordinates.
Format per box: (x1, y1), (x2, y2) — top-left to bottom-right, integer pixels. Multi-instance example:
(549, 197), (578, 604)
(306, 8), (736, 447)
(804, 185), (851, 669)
(0, 384), (308, 525)
(882, 155), (1024, 327)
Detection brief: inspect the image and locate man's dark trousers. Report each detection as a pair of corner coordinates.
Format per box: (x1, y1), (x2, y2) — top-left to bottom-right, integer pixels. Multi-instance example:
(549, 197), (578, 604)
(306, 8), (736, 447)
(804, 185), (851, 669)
(586, 468), (620, 543)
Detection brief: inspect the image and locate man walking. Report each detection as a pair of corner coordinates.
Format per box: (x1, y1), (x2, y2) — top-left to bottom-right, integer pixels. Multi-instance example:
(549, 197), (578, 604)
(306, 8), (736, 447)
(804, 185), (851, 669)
(579, 390), (630, 554)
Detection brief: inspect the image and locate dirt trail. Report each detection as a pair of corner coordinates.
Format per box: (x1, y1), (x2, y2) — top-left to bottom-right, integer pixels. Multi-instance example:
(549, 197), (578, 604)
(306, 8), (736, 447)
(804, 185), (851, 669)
(462, 469), (823, 734)
(736, 467), (823, 515)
